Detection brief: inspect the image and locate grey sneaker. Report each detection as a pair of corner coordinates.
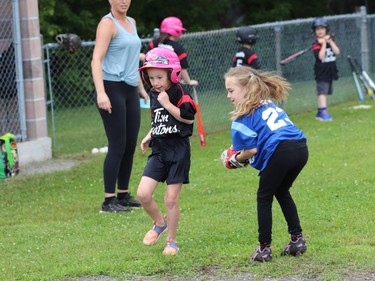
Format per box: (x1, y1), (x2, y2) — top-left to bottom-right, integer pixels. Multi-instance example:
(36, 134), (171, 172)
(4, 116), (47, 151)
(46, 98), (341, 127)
(251, 245), (272, 262)
(100, 198), (132, 213)
(281, 235), (307, 256)
(118, 193), (142, 208)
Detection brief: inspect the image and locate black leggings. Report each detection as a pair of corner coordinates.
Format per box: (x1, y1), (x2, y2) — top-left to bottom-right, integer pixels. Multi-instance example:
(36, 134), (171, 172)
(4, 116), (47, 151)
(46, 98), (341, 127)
(257, 139), (308, 244)
(98, 81), (140, 194)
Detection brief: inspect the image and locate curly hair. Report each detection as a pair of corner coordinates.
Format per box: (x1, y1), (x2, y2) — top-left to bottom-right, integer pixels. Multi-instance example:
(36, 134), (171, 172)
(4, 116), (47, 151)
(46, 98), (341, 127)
(224, 66), (291, 120)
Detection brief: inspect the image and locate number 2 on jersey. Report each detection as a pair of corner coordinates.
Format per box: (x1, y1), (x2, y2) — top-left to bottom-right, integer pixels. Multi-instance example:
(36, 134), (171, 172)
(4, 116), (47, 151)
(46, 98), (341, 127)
(261, 107), (292, 131)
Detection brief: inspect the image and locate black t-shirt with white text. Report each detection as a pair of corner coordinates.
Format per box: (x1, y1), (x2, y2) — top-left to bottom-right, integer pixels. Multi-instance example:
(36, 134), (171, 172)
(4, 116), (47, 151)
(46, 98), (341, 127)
(312, 40), (338, 81)
(149, 83), (196, 139)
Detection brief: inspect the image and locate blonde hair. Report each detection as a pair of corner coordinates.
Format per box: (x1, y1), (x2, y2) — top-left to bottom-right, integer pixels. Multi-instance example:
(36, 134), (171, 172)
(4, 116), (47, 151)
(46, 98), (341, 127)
(224, 66), (291, 120)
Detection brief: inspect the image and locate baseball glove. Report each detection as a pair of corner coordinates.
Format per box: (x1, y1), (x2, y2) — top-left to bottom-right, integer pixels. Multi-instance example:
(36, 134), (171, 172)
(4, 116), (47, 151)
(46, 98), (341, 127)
(56, 33), (82, 53)
(220, 146), (248, 169)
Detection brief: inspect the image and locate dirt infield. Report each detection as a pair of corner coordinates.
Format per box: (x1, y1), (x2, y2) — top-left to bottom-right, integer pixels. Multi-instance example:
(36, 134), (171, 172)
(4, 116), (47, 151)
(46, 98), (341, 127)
(64, 270), (375, 281)
(20, 158), (81, 176)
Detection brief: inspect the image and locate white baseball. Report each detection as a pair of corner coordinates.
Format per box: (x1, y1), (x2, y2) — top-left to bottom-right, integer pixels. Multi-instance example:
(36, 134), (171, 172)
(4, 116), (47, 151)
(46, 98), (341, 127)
(99, 146), (108, 153)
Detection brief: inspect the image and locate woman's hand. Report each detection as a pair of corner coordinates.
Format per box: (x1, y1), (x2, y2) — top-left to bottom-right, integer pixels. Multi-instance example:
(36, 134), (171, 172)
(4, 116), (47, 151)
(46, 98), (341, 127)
(139, 89), (150, 103)
(97, 93), (112, 113)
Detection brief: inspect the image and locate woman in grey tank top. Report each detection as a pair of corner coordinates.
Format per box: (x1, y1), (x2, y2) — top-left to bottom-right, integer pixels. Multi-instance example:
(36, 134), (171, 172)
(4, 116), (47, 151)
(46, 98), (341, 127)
(91, 0), (149, 213)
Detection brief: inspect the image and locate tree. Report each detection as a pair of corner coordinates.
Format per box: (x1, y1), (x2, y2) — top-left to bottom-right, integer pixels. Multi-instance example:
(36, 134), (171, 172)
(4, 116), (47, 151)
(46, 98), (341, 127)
(38, 0), (373, 43)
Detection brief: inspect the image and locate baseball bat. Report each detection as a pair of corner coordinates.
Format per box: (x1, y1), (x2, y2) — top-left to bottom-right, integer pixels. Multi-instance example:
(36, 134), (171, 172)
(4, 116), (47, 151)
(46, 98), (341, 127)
(280, 33), (336, 65)
(353, 58), (374, 99)
(347, 56), (365, 102)
(280, 46), (310, 65)
(192, 87), (207, 146)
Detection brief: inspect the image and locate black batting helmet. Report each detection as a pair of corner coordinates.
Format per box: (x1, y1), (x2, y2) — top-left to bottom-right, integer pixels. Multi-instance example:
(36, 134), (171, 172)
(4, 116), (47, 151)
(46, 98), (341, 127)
(236, 26), (258, 45)
(311, 17), (329, 31)
(56, 33), (82, 53)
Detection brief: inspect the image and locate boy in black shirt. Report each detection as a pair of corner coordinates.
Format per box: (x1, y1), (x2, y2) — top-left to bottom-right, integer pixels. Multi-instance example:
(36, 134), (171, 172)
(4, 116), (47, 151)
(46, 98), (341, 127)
(233, 26), (260, 69)
(311, 18), (340, 121)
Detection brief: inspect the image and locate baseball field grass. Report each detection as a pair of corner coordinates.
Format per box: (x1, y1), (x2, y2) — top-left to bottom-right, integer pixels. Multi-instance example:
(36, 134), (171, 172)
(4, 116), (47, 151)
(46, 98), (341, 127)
(1, 99), (374, 281)
(48, 76), (358, 156)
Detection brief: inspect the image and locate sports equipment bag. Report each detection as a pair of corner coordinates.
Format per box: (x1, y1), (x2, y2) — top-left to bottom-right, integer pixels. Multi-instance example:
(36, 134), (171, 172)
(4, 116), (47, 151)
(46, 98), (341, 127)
(0, 133), (20, 179)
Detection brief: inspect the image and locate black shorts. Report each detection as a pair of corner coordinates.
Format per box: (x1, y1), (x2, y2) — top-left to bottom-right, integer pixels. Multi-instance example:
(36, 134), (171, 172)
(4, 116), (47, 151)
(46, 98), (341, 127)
(316, 81), (333, 95)
(142, 137), (191, 184)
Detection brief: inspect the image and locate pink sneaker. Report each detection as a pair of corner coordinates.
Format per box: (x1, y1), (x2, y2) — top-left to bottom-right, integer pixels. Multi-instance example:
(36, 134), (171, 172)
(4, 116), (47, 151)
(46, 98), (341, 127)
(163, 239), (179, 256)
(143, 219), (168, 246)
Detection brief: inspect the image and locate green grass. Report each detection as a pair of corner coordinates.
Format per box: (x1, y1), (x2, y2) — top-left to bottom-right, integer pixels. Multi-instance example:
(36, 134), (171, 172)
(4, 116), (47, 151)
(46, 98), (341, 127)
(49, 75), (360, 156)
(1, 99), (374, 281)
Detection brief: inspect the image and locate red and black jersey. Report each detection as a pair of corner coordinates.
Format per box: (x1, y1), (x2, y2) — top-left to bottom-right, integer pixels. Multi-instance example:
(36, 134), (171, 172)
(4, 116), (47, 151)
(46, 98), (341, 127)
(232, 47), (260, 69)
(149, 83), (196, 139)
(312, 40), (339, 81)
(147, 38), (189, 69)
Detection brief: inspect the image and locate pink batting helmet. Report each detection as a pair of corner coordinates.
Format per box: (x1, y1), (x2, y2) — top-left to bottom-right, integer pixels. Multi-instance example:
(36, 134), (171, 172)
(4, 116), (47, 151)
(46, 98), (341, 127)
(160, 16), (186, 38)
(139, 47), (182, 84)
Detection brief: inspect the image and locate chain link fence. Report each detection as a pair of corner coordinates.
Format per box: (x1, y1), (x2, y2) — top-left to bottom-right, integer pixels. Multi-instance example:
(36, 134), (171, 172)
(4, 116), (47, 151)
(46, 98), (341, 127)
(0, 0), (20, 138)
(2, 7), (375, 156)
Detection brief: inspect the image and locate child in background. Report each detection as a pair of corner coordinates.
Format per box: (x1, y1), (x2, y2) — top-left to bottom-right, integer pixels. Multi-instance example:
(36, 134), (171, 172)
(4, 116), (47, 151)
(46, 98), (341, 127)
(311, 17), (340, 121)
(233, 26), (260, 69)
(222, 66), (308, 262)
(144, 16), (198, 87)
(137, 47), (196, 256)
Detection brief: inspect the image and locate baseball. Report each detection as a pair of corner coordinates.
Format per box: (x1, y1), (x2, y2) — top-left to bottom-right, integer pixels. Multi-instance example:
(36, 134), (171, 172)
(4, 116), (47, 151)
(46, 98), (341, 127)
(91, 147), (99, 154)
(99, 146), (108, 153)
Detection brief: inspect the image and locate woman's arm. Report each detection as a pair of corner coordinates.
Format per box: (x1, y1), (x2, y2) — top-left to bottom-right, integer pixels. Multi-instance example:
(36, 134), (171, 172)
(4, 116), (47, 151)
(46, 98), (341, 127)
(91, 18), (115, 113)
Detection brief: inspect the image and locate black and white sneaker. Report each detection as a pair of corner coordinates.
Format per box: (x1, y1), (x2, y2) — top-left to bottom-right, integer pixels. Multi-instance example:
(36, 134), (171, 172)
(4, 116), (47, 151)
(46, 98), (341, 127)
(118, 193), (142, 208)
(100, 198), (132, 213)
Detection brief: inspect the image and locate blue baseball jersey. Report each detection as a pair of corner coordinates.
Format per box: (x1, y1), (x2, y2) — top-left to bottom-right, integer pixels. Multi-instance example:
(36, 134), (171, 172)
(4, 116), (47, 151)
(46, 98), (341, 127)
(231, 101), (306, 172)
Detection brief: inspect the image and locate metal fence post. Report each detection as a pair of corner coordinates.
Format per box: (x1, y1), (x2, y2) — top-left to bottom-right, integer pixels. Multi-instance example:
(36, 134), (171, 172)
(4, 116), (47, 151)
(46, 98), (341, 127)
(153, 28), (160, 39)
(43, 44), (57, 153)
(274, 26), (282, 75)
(274, 25), (284, 109)
(12, 0), (26, 141)
(360, 5), (369, 72)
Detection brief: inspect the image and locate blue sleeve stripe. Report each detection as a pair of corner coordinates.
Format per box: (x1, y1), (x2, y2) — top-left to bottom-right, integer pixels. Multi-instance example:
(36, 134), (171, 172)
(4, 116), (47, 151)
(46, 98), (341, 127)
(232, 121), (257, 137)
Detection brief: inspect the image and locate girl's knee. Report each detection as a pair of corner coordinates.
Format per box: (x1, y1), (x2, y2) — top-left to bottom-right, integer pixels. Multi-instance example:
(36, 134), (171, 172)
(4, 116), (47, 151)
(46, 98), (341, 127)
(137, 189), (152, 204)
(164, 197), (178, 210)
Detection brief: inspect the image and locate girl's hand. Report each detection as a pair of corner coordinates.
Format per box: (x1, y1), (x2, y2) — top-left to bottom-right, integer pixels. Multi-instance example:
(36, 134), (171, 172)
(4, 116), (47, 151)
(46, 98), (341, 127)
(140, 137), (150, 154)
(97, 93), (112, 113)
(157, 90), (170, 107)
(317, 38), (326, 45)
(189, 80), (199, 87)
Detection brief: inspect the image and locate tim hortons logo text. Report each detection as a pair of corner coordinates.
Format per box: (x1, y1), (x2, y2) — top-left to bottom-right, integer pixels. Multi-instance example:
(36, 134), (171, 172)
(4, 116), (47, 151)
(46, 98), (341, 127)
(152, 108), (179, 135)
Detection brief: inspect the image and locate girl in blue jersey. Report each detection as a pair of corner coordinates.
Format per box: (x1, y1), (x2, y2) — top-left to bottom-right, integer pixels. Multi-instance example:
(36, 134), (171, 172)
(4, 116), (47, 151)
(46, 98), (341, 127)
(137, 47), (196, 256)
(224, 66), (309, 262)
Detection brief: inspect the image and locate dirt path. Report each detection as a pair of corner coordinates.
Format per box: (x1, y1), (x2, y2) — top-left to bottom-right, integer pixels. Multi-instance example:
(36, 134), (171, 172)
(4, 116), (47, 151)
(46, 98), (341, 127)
(20, 158), (81, 176)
